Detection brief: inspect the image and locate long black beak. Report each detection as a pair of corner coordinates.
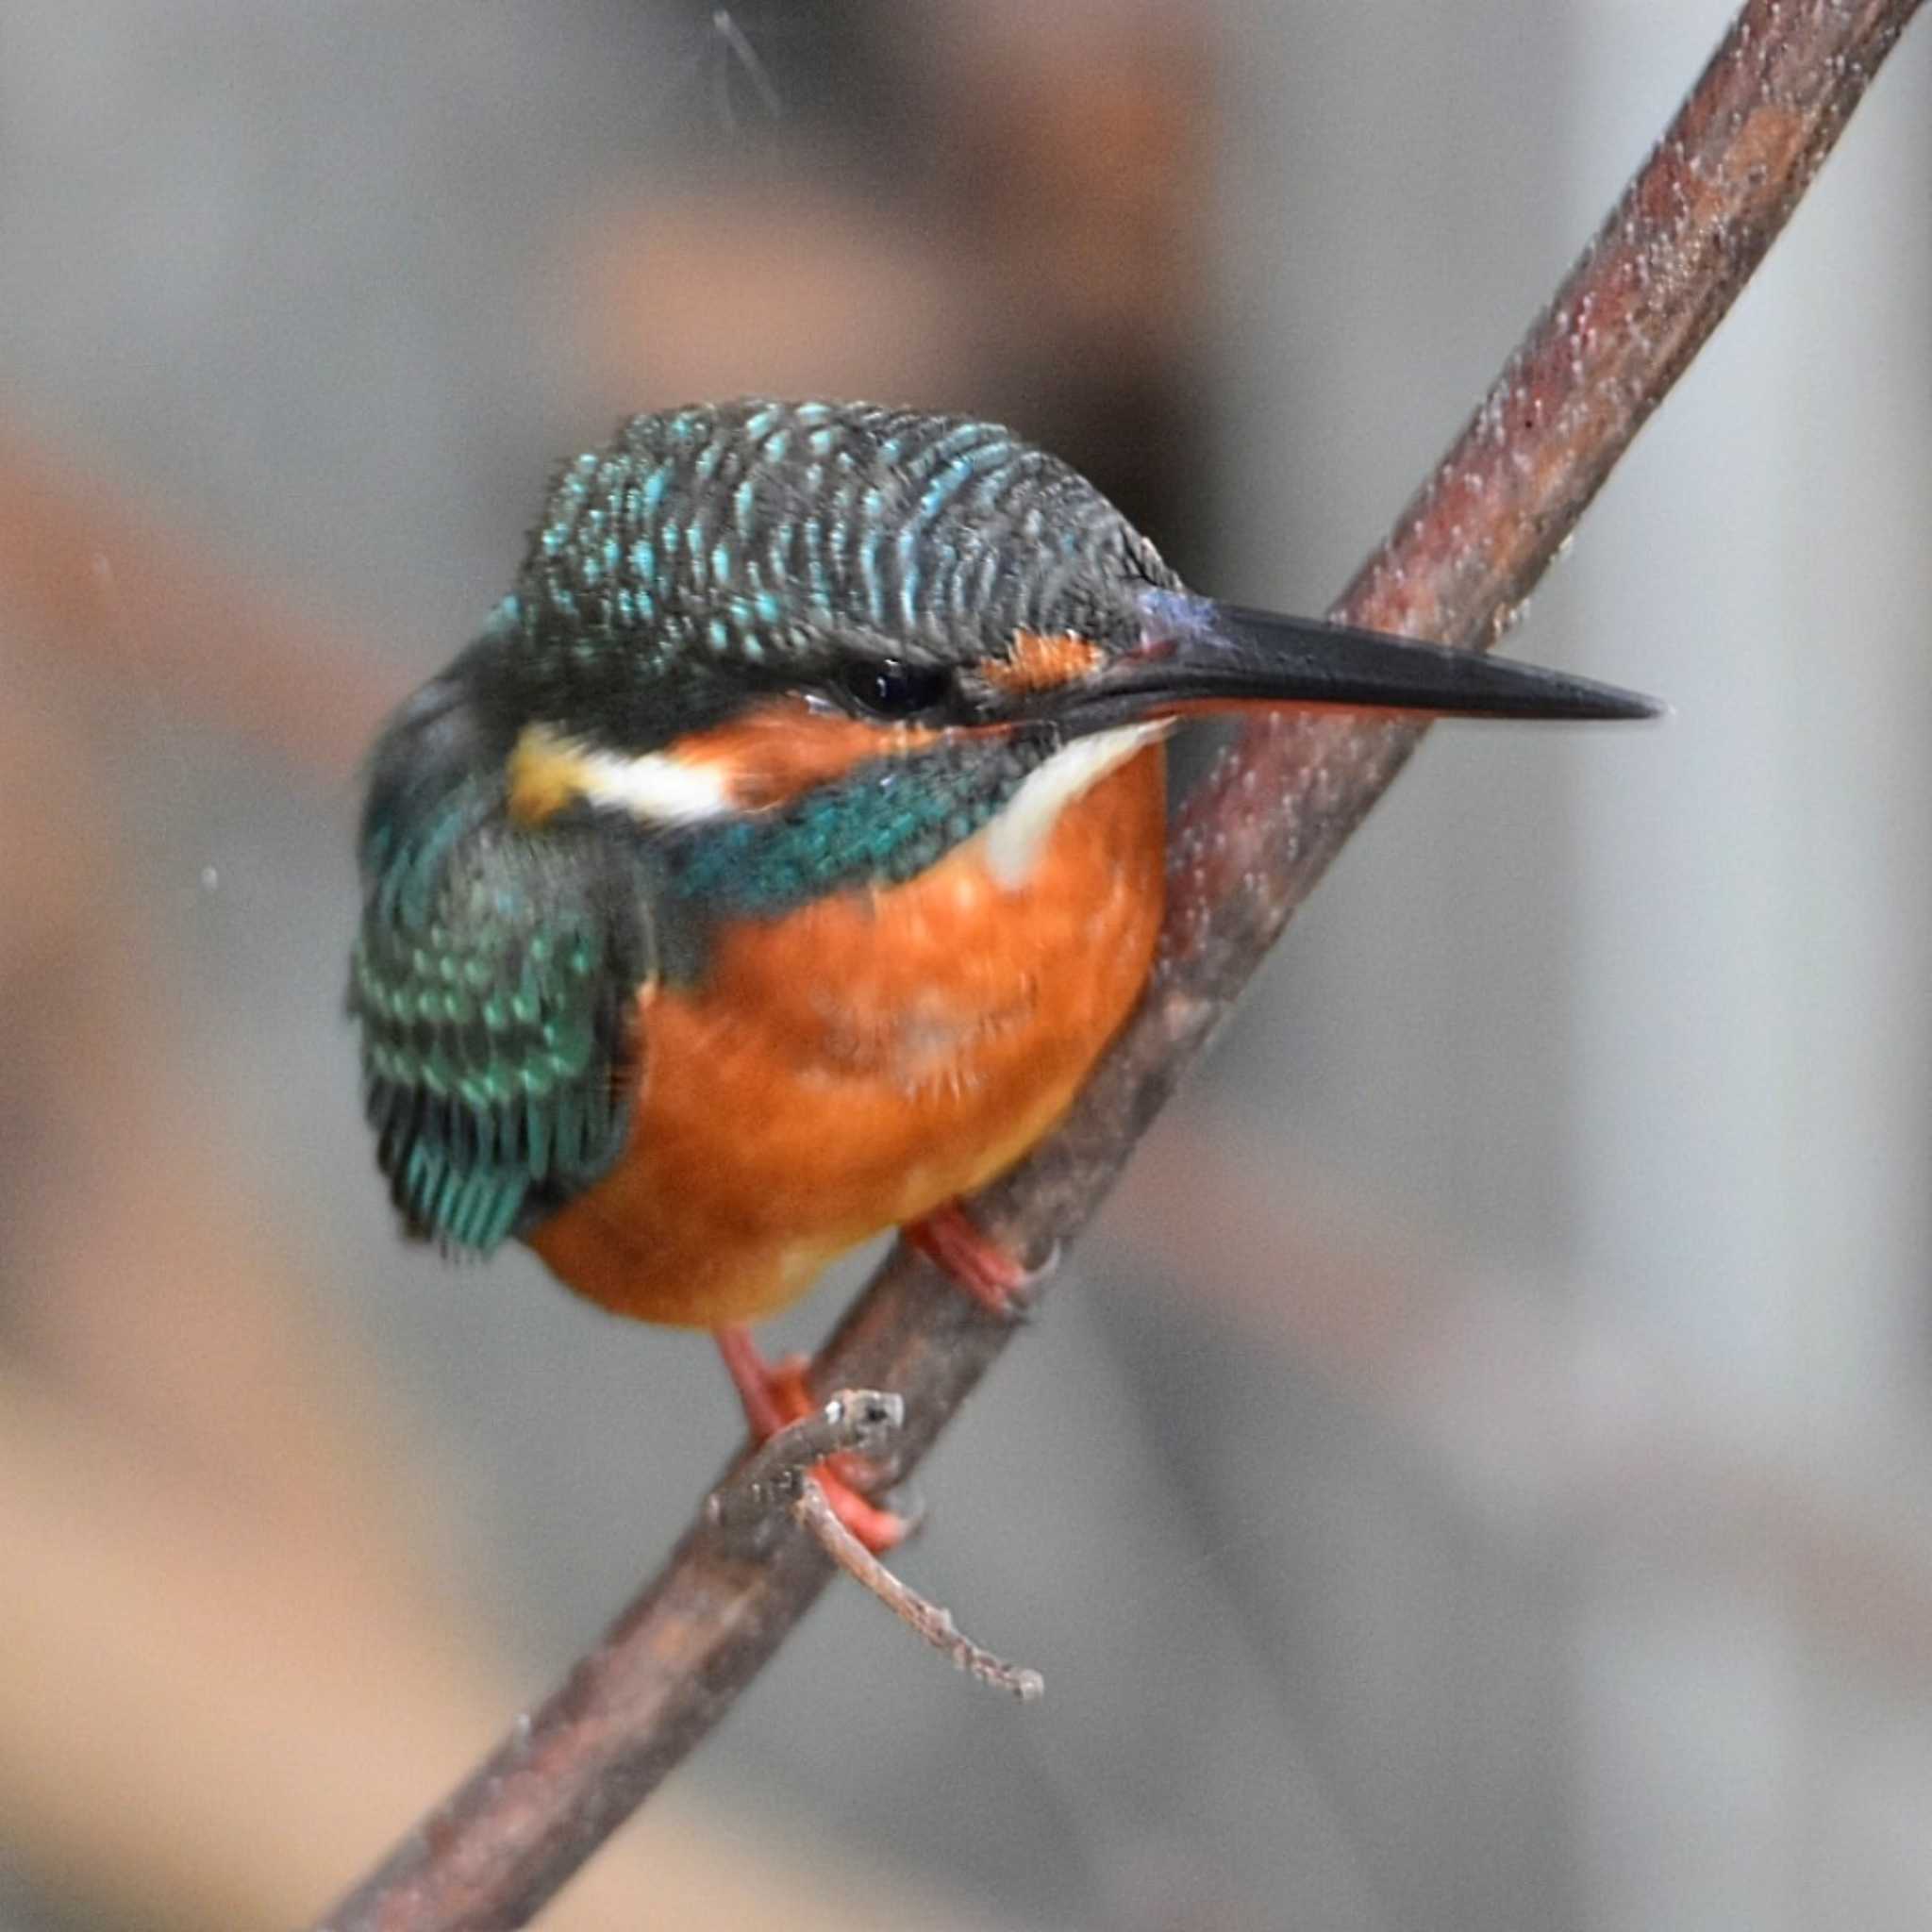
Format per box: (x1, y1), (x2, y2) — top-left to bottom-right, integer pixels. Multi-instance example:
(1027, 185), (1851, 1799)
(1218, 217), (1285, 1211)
(1044, 592), (1662, 733)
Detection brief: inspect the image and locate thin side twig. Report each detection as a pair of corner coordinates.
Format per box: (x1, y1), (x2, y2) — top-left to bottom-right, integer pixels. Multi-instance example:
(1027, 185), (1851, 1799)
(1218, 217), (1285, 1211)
(705, 1388), (1042, 1696)
(792, 1485), (1045, 1704)
(316, 5), (1924, 1927)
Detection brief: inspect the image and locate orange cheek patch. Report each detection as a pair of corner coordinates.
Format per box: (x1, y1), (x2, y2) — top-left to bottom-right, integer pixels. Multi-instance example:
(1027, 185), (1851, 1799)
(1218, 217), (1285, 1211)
(982, 630), (1105, 695)
(677, 697), (940, 808)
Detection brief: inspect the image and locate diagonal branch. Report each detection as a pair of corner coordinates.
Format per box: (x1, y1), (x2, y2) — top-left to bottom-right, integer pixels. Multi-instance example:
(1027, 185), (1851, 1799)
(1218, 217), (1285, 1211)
(315, 4), (1924, 1926)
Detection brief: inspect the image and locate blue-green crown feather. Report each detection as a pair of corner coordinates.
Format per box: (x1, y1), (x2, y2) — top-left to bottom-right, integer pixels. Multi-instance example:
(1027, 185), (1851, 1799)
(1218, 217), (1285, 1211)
(502, 400), (1177, 743)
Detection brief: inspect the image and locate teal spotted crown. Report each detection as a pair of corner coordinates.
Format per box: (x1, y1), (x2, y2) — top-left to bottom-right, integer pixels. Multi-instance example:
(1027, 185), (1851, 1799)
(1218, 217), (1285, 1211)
(515, 399), (1175, 683)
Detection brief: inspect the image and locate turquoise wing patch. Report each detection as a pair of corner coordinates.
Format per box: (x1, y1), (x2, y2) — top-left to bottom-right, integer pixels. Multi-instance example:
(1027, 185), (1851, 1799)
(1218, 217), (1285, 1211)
(351, 792), (651, 1254)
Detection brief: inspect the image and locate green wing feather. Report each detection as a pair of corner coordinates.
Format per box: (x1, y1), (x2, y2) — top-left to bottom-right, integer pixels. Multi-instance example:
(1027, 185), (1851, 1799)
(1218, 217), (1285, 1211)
(349, 677), (653, 1253)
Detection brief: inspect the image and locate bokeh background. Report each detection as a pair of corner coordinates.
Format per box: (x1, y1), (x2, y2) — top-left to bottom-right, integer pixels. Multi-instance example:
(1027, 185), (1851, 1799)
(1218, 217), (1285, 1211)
(4, 4), (1930, 1927)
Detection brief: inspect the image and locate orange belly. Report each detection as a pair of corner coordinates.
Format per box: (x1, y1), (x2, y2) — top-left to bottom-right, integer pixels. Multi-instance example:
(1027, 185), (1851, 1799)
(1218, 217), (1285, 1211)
(527, 743), (1167, 1326)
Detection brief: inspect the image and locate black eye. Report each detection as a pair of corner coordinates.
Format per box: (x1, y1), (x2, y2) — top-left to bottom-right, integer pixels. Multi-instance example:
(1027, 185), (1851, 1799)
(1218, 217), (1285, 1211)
(837, 658), (952, 719)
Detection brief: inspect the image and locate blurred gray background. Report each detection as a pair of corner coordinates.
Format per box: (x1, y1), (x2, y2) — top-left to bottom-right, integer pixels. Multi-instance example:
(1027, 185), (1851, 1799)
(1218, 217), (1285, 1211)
(3, 4), (1929, 1928)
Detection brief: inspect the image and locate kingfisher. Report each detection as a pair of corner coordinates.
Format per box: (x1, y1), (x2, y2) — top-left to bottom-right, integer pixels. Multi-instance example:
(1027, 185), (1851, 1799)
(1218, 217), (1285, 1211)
(350, 399), (1655, 1548)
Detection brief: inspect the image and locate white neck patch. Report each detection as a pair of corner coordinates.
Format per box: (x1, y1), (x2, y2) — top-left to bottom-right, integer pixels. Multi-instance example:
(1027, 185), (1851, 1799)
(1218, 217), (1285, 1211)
(511, 724), (736, 826)
(980, 722), (1168, 889)
(571, 745), (735, 824)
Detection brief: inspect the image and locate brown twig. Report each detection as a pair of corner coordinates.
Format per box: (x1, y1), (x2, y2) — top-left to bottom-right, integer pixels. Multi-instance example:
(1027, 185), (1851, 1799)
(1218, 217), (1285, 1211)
(792, 1485), (1046, 1703)
(697, 1383), (1036, 1694)
(705, 1387), (1041, 1697)
(704, 1387), (906, 1544)
(314, 5), (1924, 1927)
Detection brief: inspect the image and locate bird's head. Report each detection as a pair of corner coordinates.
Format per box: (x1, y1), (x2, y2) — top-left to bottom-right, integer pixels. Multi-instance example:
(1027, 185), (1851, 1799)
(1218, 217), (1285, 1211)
(458, 402), (1652, 894)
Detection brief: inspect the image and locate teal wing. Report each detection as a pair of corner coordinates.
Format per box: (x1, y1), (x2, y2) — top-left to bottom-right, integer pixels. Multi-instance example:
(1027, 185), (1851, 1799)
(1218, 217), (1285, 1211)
(349, 686), (654, 1253)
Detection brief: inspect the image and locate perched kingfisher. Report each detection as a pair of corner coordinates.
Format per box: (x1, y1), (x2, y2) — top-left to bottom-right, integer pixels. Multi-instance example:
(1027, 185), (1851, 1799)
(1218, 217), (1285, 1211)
(351, 400), (1655, 1547)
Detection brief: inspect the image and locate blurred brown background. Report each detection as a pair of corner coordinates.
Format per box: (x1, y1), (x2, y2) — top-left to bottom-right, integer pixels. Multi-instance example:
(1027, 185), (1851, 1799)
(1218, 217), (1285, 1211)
(3, 4), (1931, 1928)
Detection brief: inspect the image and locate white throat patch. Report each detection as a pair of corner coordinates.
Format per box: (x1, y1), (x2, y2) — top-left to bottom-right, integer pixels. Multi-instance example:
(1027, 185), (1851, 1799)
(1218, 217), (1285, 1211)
(980, 722), (1168, 888)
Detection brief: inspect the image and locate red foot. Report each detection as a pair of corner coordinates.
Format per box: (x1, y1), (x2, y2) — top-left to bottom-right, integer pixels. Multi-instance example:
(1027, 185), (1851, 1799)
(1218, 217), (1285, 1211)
(714, 1324), (907, 1554)
(906, 1200), (1038, 1319)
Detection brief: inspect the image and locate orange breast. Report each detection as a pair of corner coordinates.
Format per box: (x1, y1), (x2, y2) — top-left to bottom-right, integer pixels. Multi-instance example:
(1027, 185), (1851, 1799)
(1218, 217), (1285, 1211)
(527, 742), (1168, 1326)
